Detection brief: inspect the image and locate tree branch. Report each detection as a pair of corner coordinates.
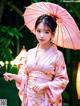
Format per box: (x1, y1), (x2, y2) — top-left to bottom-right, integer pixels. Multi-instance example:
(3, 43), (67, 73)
(0, 0), (7, 23)
(7, 1), (23, 18)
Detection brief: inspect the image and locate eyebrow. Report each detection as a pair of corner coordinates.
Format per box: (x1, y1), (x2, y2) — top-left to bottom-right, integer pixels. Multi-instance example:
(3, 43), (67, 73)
(36, 28), (51, 31)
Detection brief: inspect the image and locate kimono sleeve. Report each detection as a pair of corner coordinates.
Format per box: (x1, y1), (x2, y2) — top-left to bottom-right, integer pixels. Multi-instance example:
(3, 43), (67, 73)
(16, 65), (27, 90)
(16, 54), (28, 102)
(47, 51), (69, 103)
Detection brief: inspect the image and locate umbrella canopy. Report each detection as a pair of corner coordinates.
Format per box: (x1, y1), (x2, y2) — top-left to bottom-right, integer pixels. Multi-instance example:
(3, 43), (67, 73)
(23, 2), (80, 50)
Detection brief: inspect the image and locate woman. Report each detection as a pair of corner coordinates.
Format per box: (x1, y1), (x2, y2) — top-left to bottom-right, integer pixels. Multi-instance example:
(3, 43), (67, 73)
(4, 14), (69, 106)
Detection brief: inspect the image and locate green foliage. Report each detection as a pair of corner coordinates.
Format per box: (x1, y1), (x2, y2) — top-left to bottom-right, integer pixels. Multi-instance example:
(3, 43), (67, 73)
(32, 0), (40, 2)
(0, 25), (22, 76)
(62, 91), (70, 102)
(9, 64), (18, 74)
(0, 62), (18, 77)
(0, 25), (22, 61)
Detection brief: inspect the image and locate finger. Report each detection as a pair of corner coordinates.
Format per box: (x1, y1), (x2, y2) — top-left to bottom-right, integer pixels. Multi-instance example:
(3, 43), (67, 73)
(9, 77), (14, 81)
(8, 73), (14, 78)
(4, 76), (9, 81)
(3, 73), (7, 76)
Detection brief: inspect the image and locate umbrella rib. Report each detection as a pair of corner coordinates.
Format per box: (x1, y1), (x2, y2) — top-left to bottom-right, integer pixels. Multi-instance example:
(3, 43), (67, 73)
(60, 23), (75, 49)
(62, 17), (79, 26)
(49, 3), (55, 14)
(25, 8), (46, 15)
(27, 3), (49, 13)
(24, 12), (43, 17)
(38, 2), (50, 12)
(55, 5), (65, 15)
(24, 11), (44, 16)
(24, 15), (40, 25)
(62, 22), (75, 49)
(57, 9), (68, 16)
(56, 24), (59, 45)
(55, 6), (59, 15)
(60, 24), (64, 48)
(42, 2), (52, 12)
(58, 9), (66, 15)
(60, 23), (70, 48)
(25, 5), (47, 14)
(62, 20), (80, 40)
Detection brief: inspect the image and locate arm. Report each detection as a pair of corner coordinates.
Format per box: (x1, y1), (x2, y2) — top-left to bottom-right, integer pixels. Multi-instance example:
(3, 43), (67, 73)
(4, 64), (27, 82)
(4, 72), (22, 82)
(46, 51), (69, 102)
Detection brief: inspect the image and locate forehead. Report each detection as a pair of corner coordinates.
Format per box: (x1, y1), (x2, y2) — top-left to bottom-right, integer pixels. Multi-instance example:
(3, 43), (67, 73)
(36, 22), (51, 30)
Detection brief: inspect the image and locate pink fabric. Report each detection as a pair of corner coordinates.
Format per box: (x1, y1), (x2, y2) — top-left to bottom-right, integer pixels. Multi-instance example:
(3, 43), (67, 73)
(16, 44), (69, 106)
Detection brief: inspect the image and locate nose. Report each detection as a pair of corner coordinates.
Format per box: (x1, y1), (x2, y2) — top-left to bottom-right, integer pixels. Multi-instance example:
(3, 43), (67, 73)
(40, 32), (44, 38)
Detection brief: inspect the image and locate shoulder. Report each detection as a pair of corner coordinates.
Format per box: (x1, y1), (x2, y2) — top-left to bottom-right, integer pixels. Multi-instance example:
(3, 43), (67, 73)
(56, 49), (64, 57)
(52, 44), (64, 57)
(52, 45), (64, 60)
(27, 47), (36, 54)
(55, 49), (65, 64)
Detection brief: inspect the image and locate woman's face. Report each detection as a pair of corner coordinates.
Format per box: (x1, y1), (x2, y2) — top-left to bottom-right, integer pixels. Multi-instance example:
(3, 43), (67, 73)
(35, 22), (53, 45)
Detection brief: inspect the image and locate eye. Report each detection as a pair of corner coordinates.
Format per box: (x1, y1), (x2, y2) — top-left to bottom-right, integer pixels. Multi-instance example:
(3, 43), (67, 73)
(45, 31), (49, 34)
(36, 29), (41, 33)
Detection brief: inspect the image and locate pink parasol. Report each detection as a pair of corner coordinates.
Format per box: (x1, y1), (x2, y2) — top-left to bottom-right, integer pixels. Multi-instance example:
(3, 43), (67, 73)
(23, 2), (80, 50)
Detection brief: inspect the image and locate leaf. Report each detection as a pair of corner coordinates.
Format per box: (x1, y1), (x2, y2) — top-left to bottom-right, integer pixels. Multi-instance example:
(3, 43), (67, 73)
(32, 0), (39, 2)
(0, 26), (10, 33)
(2, 39), (12, 47)
(8, 28), (22, 38)
(2, 48), (13, 61)
(45, 0), (50, 2)
(7, 29), (14, 37)
(60, 0), (63, 2)
(0, 25), (23, 61)
(0, 37), (6, 43)
(9, 65), (18, 74)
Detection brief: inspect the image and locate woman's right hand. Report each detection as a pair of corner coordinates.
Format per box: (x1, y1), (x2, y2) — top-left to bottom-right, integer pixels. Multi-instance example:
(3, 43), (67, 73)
(3, 72), (15, 81)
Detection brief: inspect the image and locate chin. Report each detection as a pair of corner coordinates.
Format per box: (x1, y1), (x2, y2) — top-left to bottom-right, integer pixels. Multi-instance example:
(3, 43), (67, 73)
(39, 41), (45, 45)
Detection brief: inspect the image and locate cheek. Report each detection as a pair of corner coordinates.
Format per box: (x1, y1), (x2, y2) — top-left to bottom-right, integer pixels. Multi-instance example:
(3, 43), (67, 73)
(35, 33), (39, 40)
(46, 35), (51, 40)
(35, 32), (38, 37)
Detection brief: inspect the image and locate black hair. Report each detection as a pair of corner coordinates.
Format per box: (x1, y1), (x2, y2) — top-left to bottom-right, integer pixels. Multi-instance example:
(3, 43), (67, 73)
(35, 14), (57, 32)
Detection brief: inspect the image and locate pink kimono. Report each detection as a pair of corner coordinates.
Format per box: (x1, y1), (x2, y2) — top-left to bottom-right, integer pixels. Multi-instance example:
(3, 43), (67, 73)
(16, 44), (69, 106)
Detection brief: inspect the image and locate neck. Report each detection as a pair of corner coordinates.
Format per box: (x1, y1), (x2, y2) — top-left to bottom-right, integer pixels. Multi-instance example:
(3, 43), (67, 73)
(38, 42), (52, 50)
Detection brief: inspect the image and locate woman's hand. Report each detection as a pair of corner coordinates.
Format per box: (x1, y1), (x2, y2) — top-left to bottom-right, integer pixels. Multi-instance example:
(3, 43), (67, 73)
(3, 73), (15, 81)
(32, 83), (48, 92)
(4, 72), (22, 83)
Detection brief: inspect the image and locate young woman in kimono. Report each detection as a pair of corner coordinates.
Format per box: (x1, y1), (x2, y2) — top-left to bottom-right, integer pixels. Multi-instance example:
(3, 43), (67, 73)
(4, 14), (69, 106)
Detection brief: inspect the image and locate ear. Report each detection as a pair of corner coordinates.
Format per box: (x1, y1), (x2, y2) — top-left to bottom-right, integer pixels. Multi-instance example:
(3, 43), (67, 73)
(52, 31), (55, 35)
(52, 32), (55, 37)
(50, 32), (55, 42)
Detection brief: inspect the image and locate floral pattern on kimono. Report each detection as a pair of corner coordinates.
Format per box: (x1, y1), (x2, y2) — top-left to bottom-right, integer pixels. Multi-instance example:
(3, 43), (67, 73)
(16, 44), (69, 106)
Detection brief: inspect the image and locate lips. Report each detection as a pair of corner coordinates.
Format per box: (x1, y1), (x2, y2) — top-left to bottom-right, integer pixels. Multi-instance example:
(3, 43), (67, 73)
(39, 39), (45, 41)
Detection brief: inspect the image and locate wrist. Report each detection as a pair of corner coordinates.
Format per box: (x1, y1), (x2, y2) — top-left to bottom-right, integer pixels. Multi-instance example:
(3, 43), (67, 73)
(13, 74), (22, 82)
(13, 74), (17, 80)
